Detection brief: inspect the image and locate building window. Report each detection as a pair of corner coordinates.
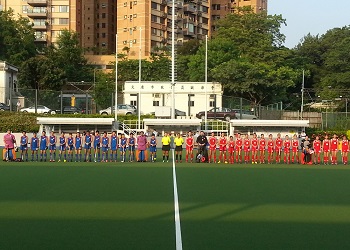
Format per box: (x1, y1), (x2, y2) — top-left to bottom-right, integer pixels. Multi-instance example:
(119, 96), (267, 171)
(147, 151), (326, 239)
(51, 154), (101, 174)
(123, 2), (127, 7)
(153, 101), (160, 106)
(151, 28), (157, 35)
(59, 6), (69, 12)
(58, 18), (69, 25)
(124, 15), (127, 19)
(189, 101), (194, 107)
(151, 15), (157, 22)
(212, 4), (220, 10)
(102, 23), (106, 28)
(22, 6), (28, 13)
(130, 100), (137, 106)
(102, 33), (106, 38)
(151, 2), (157, 10)
(209, 101), (215, 107)
(102, 13), (106, 18)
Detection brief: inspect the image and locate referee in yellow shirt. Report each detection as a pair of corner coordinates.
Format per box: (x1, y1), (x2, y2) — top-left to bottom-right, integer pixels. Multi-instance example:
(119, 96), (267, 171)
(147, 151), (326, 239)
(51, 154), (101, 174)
(174, 133), (184, 163)
(162, 132), (171, 162)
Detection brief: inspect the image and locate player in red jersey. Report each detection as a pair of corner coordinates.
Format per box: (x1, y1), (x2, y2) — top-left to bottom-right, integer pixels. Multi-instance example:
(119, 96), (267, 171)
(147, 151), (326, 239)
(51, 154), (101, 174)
(330, 134), (339, 165)
(235, 133), (243, 163)
(218, 132), (228, 163)
(208, 132), (217, 163)
(283, 135), (291, 164)
(228, 136), (235, 164)
(243, 134), (251, 163)
(275, 133), (283, 163)
(251, 133), (258, 164)
(185, 131), (194, 162)
(322, 134), (330, 165)
(259, 134), (266, 163)
(291, 134), (299, 163)
(267, 134), (274, 164)
(313, 135), (322, 165)
(341, 135), (349, 165)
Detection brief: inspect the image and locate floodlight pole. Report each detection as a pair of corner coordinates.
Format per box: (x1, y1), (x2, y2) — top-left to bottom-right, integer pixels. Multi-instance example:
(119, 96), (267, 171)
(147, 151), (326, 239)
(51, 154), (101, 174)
(300, 69), (304, 120)
(171, 0), (175, 119)
(205, 35), (208, 130)
(115, 34), (118, 123)
(138, 27), (142, 130)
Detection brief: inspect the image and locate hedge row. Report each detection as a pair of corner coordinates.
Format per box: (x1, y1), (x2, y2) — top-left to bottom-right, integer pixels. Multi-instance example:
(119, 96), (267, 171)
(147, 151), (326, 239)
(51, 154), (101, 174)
(0, 112), (155, 132)
(306, 128), (350, 139)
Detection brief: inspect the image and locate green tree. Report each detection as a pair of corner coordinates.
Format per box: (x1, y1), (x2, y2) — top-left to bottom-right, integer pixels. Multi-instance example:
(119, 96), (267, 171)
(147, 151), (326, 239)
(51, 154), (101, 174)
(53, 30), (93, 82)
(0, 9), (36, 66)
(186, 10), (301, 105)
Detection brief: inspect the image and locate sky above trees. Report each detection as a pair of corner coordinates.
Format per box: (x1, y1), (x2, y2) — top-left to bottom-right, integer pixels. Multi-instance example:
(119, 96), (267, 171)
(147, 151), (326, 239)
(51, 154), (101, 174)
(268, 0), (350, 48)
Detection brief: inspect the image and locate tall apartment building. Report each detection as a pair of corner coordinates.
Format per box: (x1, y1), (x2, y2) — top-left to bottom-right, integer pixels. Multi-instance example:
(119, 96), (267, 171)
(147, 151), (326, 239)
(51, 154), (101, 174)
(0, 0), (116, 54)
(116, 0), (211, 58)
(211, 0), (268, 32)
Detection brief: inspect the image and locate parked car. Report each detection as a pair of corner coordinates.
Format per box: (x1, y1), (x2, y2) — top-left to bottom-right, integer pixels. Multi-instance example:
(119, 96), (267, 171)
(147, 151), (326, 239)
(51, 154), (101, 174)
(232, 109), (258, 119)
(99, 104), (137, 115)
(20, 105), (52, 114)
(62, 106), (85, 114)
(0, 102), (10, 111)
(175, 109), (186, 116)
(196, 107), (237, 121)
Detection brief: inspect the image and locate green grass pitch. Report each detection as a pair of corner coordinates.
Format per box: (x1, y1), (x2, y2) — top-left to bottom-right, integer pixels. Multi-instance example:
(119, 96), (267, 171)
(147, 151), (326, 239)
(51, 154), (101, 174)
(1, 159), (350, 249)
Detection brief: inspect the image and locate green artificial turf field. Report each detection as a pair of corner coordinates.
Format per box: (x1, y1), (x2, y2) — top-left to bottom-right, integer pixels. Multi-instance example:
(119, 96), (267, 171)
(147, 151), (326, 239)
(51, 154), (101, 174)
(1, 158), (350, 249)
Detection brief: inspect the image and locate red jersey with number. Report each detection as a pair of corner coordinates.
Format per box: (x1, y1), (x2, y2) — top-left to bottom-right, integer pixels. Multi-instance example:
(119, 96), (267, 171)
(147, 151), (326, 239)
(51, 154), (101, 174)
(330, 139), (338, 151)
(323, 139), (330, 152)
(292, 140), (299, 153)
(259, 138), (266, 151)
(186, 137), (194, 150)
(243, 139), (250, 152)
(251, 138), (258, 151)
(235, 138), (243, 150)
(228, 140), (235, 153)
(283, 140), (291, 152)
(275, 138), (283, 151)
(209, 137), (217, 149)
(313, 140), (321, 153)
(342, 140), (349, 152)
(219, 137), (227, 151)
(268, 140), (274, 153)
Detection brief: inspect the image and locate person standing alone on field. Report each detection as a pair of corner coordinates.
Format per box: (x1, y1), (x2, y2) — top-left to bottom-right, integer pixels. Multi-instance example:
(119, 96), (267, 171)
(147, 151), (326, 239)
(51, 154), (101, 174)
(137, 131), (148, 162)
(3, 130), (16, 161)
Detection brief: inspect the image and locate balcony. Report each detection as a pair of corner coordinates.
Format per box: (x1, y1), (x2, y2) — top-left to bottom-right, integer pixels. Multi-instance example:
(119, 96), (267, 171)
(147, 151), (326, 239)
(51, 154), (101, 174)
(34, 35), (47, 42)
(32, 22), (48, 30)
(27, 9), (47, 18)
(183, 28), (195, 37)
(27, 0), (47, 7)
(183, 4), (197, 13)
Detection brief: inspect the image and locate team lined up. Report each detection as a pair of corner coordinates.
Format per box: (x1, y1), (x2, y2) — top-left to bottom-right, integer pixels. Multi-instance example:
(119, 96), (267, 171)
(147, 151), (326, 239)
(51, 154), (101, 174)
(181, 132), (349, 165)
(18, 130), (153, 162)
(16, 130), (350, 165)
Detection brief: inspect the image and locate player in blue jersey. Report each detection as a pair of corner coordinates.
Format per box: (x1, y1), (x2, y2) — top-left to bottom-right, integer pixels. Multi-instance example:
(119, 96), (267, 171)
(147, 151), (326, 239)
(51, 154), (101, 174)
(58, 132), (67, 162)
(30, 132), (39, 161)
(119, 134), (127, 162)
(49, 131), (57, 162)
(149, 133), (157, 162)
(20, 131), (29, 161)
(101, 131), (109, 162)
(74, 132), (82, 162)
(67, 133), (74, 162)
(110, 131), (118, 162)
(93, 130), (101, 162)
(84, 131), (92, 162)
(39, 131), (48, 161)
(128, 133), (136, 162)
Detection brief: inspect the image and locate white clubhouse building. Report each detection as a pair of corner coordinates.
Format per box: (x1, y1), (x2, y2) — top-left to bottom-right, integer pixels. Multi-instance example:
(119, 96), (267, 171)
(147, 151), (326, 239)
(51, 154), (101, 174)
(123, 81), (223, 117)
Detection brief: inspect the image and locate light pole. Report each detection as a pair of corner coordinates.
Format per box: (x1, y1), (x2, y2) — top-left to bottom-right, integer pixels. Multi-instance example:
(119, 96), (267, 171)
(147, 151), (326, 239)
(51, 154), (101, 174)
(171, 0), (176, 119)
(300, 69), (305, 119)
(204, 35), (208, 130)
(138, 27), (142, 130)
(114, 34), (118, 123)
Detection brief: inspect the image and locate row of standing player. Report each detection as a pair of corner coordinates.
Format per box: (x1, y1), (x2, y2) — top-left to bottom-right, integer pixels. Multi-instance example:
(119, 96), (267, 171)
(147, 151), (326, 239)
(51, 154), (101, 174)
(180, 132), (349, 165)
(17, 130), (157, 162)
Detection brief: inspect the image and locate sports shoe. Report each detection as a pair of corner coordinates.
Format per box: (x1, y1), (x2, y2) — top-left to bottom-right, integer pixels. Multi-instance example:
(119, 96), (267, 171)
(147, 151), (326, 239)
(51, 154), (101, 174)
(224, 161), (228, 164)
(217, 161), (221, 164)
